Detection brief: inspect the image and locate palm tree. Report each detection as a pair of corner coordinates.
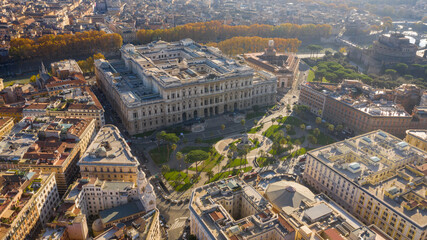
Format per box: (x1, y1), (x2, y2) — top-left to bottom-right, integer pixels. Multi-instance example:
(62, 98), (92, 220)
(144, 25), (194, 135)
(315, 117), (322, 125)
(161, 164), (170, 174)
(308, 135), (317, 148)
(221, 124), (225, 131)
(206, 170), (214, 182)
(294, 139), (301, 152)
(313, 128), (320, 137)
(241, 119), (246, 132)
(176, 151), (183, 169)
(317, 109), (322, 116)
(328, 124), (335, 133)
(336, 124), (343, 132)
(170, 144), (177, 161)
(300, 124), (306, 131)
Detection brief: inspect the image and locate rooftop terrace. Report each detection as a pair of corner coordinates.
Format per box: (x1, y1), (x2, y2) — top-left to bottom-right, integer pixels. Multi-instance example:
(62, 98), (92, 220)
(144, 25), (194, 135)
(190, 178), (290, 240)
(309, 130), (427, 227)
(79, 125), (139, 167)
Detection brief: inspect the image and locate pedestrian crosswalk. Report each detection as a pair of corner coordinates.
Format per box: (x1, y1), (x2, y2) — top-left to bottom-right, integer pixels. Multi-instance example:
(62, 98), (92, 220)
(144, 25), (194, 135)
(170, 218), (187, 230)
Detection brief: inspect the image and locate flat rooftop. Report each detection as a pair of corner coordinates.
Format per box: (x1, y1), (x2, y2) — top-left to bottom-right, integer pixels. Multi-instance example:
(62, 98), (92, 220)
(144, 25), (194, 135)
(79, 125), (139, 167)
(190, 178), (290, 240)
(308, 130), (427, 227)
(303, 81), (410, 117)
(406, 129), (427, 141)
(0, 171), (52, 239)
(95, 39), (276, 107)
(0, 117), (93, 165)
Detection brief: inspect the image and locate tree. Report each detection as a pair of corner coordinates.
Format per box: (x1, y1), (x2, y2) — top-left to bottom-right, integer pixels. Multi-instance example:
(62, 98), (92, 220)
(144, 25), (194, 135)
(221, 124), (225, 131)
(313, 128), (320, 137)
(339, 47), (347, 54)
(308, 135), (317, 147)
(10, 31), (122, 61)
(161, 164), (170, 173)
(157, 132), (179, 161)
(300, 123), (306, 131)
(336, 124), (343, 132)
(285, 124), (292, 132)
(317, 110), (322, 116)
(30, 75), (37, 83)
(156, 131), (165, 148)
(294, 139), (302, 151)
(328, 124), (335, 132)
(394, 63), (408, 75)
(206, 170), (214, 182)
(315, 117), (322, 125)
(186, 150), (210, 175)
(176, 151), (183, 169)
(385, 69), (397, 80)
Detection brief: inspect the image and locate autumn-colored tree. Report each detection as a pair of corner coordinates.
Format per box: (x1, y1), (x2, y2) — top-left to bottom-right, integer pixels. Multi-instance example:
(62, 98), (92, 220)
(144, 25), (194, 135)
(10, 31), (122, 61)
(78, 53), (105, 73)
(215, 36), (301, 55)
(136, 21), (331, 44)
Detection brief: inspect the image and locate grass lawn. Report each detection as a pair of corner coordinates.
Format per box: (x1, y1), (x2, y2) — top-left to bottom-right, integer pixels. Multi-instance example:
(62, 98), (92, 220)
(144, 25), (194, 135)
(4, 75), (33, 87)
(257, 157), (275, 167)
(248, 125), (262, 134)
(249, 138), (260, 150)
(307, 69), (315, 82)
(309, 131), (336, 145)
(165, 126), (191, 135)
(263, 125), (282, 138)
(263, 116), (304, 139)
(189, 152), (224, 172)
(201, 137), (223, 144)
(133, 130), (155, 138)
(224, 158), (248, 169)
(163, 170), (198, 192)
(149, 145), (169, 165)
(181, 146), (212, 154)
(281, 147), (310, 160)
(290, 136), (306, 145)
(207, 166), (252, 183)
(246, 111), (265, 120)
(277, 116), (303, 126)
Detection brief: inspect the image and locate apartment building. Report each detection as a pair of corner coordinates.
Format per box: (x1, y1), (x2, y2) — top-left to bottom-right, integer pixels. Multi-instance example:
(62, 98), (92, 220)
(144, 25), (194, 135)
(78, 125), (140, 182)
(23, 86), (105, 129)
(405, 129), (427, 152)
(95, 39), (277, 135)
(42, 202), (89, 240)
(0, 107), (23, 122)
(264, 180), (384, 240)
(298, 81), (427, 138)
(189, 177), (292, 240)
(0, 170), (59, 240)
(303, 130), (427, 240)
(45, 86), (105, 129)
(0, 117), (14, 139)
(0, 116), (96, 195)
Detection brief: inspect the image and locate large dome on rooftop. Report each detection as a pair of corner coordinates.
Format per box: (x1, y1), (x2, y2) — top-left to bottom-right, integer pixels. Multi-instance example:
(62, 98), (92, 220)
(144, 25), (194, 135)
(265, 180), (315, 215)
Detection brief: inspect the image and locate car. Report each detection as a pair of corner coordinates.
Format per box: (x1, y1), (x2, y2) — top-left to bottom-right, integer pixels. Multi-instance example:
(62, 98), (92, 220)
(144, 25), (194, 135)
(292, 96), (296, 98)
